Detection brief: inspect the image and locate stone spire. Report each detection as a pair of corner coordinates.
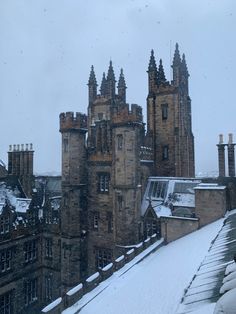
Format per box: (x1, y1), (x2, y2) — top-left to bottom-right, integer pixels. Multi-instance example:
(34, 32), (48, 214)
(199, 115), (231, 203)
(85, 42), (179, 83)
(100, 72), (107, 96)
(88, 65), (97, 86)
(118, 68), (127, 103)
(147, 50), (158, 93)
(172, 43), (181, 66)
(88, 65), (97, 104)
(148, 49), (158, 73)
(157, 59), (167, 85)
(181, 53), (189, 77)
(172, 43), (181, 86)
(106, 61), (116, 99)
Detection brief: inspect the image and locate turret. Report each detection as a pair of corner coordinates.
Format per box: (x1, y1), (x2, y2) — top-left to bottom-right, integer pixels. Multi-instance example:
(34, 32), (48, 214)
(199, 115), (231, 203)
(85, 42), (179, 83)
(88, 65), (97, 105)
(117, 68), (127, 103)
(147, 50), (157, 94)
(172, 43), (181, 86)
(106, 61), (116, 99)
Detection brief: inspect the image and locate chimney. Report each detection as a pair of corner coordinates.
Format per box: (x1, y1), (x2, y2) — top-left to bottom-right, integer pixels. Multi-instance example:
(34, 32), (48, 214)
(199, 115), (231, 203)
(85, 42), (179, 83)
(217, 134), (226, 177)
(228, 133), (235, 177)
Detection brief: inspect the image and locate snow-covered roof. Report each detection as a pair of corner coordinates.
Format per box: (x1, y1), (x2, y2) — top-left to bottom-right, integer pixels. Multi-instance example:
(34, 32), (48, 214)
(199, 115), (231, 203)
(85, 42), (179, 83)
(141, 177), (201, 217)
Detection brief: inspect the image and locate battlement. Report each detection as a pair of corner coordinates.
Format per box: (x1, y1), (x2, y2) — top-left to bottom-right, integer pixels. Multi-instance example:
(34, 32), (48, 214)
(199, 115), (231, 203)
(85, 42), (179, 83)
(112, 104), (143, 125)
(8, 143), (33, 152)
(60, 112), (88, 132)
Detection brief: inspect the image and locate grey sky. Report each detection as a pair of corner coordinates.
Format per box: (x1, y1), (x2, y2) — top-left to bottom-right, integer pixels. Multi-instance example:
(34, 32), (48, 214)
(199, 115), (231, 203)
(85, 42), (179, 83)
(0, 0), (235, 175)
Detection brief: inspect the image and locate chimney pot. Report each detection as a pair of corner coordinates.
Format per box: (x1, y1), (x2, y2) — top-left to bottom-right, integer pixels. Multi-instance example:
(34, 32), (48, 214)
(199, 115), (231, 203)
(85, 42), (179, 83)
(219, 134), (224, 144)
(229, 133), (233, 144)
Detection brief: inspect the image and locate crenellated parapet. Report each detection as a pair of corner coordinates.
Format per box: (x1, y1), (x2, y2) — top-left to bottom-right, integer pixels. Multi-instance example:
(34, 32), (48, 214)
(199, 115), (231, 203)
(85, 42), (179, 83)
(112, 104), (143, 125)
(60, 112), (88, 132)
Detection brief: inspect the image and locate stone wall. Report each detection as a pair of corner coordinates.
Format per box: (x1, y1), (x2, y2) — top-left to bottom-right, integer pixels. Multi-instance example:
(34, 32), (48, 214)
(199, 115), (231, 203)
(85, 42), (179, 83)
(195, 187), (227, 227)
(160, 216), (199, 243)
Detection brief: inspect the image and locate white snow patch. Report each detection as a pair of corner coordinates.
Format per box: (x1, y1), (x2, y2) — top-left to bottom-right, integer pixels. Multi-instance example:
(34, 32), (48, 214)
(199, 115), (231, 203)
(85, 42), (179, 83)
(67, 284), (83, 296)
(42, 297), (62, 312)
(115, 255), (124, 263)
(86, 272), (99, 283)
(102, 263), (113, 271)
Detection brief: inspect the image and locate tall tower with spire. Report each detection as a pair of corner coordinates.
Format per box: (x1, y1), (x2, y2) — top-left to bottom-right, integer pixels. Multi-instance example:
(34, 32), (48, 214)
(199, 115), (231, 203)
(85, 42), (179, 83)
(147, 43), (195, 177)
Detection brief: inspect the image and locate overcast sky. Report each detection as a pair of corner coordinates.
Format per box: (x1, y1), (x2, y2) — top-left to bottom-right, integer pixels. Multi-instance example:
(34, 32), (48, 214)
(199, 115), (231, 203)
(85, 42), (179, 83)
(0, 0), (235, 175)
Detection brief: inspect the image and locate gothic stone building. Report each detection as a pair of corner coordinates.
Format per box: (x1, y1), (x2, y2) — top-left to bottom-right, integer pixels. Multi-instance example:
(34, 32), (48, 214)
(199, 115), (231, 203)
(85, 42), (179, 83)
(0, 44), (195, 312)
(60, 43), (195, 291)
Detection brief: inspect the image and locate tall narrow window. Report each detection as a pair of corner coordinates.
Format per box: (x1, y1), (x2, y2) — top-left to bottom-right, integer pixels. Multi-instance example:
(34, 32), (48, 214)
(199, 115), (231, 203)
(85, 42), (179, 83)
(45, 276), (52, 300)
(161, 104), (168, 120)
(92, 212), (99, 230)
(45, 239), (52, 258)
(162, 146), (169, 160)
(24, 240), (37, 263)
(0, 249), (12, 273)
(107, 212), (113, 233)
(95, 248), (112, 269)
(117, 134), (123, 150)
(0, 216), (10, 234)
(0, 291), (12, 314)
(98, 173), (109, 193)
(63, 138), (69, 153)
(24, 278), (38, 306)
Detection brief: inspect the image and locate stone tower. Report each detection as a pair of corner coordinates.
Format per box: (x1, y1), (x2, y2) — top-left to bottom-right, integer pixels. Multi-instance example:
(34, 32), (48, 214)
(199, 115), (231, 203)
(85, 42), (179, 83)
(147, 44), (195, 177)
(59, 112), (88, 290)
(8, 143), (34, 197)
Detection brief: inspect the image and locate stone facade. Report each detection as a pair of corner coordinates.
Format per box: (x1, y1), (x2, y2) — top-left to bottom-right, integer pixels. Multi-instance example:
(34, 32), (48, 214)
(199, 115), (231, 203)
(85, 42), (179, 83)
(195, 186), (227, 227)
(147, 44), (195, 177)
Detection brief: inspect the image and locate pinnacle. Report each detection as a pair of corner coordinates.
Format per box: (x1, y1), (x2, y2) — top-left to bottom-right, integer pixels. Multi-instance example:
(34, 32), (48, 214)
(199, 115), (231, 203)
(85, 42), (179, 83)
(148, 49), (157, 72)
(118, 68), (127, 89)
(172, 42), (181, 66)
(88, 65), (97, 86)
(181, 53), (189, 75)
(100, 72), (107, 94)
(157, 59), (166, 85)
(107, 60), (116, 81)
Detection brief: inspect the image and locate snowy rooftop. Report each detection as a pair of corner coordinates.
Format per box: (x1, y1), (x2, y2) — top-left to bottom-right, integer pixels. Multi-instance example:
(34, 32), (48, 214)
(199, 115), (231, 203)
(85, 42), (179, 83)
(63, 218), (224, 314)
(141, 177), (201, 217)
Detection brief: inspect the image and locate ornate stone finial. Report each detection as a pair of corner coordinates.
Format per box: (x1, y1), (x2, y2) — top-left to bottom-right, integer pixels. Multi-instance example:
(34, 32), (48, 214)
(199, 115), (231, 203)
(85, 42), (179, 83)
(88, 65), (97, 86)
(21, 144), (24, 151)
(229, 133), (233, 144)
(17, 144), (20, 151)
(181, 53), (189, 76)
(13, 144), (16, 151)
(118, 68), (127, 89)
(219, 134), (224, 144)
(172, 42), (181, 66)
(9, 145), (12, 151)
(100, 72), (107, 95)
(157, 59), (167, 85)
(30, 143), (33, 150)
(107, 60), (116, 81)
(26, 144), (29, 151)
(148, 49), (157, 72)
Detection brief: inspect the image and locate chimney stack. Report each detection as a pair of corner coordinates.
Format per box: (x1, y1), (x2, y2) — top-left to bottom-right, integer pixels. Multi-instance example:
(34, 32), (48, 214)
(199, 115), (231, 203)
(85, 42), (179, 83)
(217, 134), (226, 177)
(228, 133), (235, 177)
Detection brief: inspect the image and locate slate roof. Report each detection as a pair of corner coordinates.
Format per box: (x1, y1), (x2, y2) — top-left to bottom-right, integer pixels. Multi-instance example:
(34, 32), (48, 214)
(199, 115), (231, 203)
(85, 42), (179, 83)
(177, 210), (236, 313)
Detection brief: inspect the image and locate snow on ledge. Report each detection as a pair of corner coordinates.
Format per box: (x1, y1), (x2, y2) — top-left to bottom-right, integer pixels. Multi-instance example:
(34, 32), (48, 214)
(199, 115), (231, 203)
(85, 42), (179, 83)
(115, 255), (125, 262)
(86, 272), (99, 283)
(144, 237), (150, 243)
(126, 248), (134, 255)
(135, 242), (143, 248)
(67, 283), (83, 296)
(102, 263), (113, 271)
(42, 297), (62, 312)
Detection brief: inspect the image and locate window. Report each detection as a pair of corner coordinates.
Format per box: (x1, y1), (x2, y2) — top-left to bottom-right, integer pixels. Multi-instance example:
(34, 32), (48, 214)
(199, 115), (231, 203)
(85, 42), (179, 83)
(0, 291), (12, 314)
(98, 173), (109, 193)
(146, 220), (157, 237)
(0, 249), (11, 273)
(24, 278), (37, 306)
(107, 212), (113, 233)
(96, 249), (112, 269)
(45, 239), (52, 258)
(117, 195), (123, 211)
(162, 145), (169, 160)
(98, 113), (103, 120)
(92, 212), (99, 230)
(0, 217), (10, 234)
(117, 134), (123, 150)
(63, 138), (69, 153)
(147, 180), (168, 200)
(24, 240), (37, 263)
(45, 276), (52, 300)
(161, 104), (168, 120)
